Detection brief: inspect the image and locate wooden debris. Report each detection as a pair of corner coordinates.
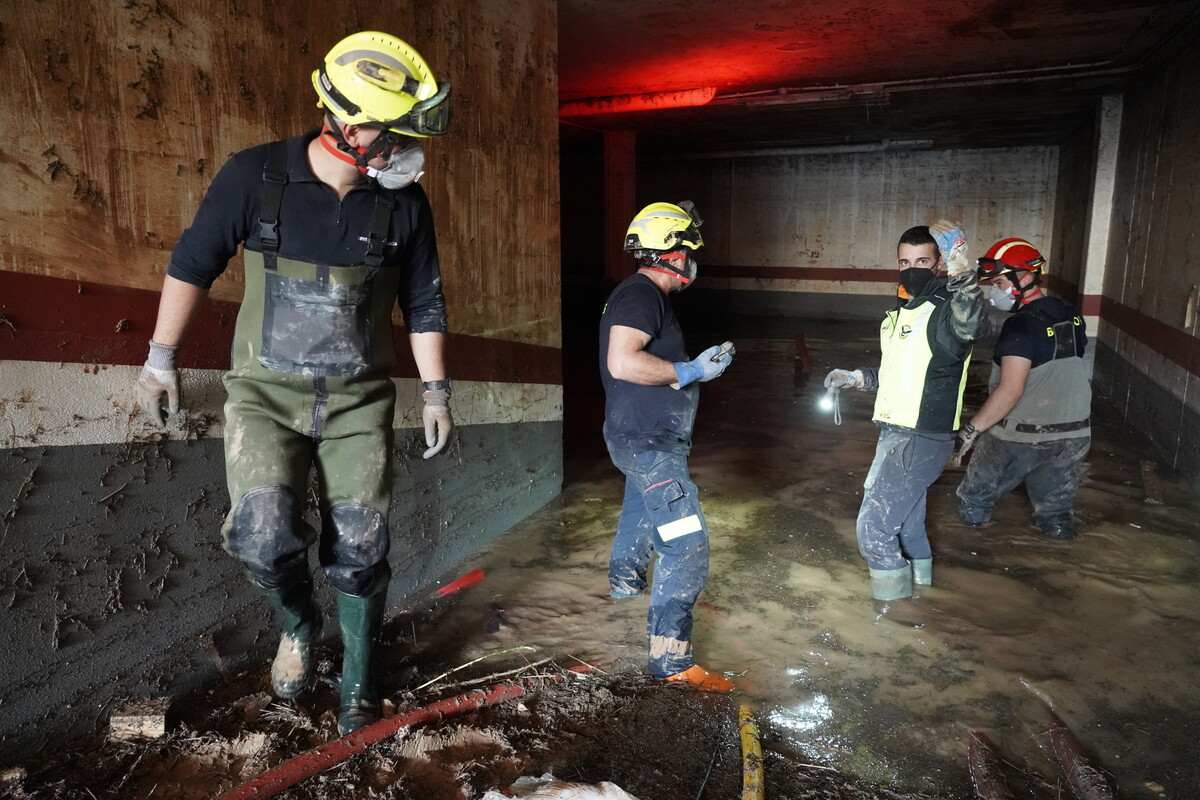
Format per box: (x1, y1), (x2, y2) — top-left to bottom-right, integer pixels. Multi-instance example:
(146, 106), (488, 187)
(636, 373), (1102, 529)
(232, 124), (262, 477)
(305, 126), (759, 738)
(109, 698), (170, 742)
(1139, 460), (1164, 505)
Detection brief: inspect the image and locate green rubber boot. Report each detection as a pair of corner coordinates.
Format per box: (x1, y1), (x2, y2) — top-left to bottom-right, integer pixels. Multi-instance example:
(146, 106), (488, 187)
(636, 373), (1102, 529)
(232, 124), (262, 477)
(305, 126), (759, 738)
(260, 573), (322, 699)
(912, 558), (933, 587)
(336, 589), (386, 735)
(869, 566), (913, 601)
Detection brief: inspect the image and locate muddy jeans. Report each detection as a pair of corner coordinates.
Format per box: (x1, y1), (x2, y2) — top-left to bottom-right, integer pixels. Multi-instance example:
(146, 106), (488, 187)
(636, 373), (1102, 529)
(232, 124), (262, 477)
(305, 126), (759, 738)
(956, 432), (1090, 532)
(606, 445), (710, 678)
(856, 428), (955, 571)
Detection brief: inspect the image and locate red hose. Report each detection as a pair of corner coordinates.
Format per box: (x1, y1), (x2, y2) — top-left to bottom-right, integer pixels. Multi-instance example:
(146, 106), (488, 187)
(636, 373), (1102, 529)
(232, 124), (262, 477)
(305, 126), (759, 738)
(217, 665), (588, 800)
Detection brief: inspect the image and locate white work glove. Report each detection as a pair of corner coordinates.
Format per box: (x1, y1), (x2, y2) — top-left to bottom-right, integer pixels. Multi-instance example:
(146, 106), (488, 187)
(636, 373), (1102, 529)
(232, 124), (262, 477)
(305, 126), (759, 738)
(951, 422), (979, 467)
(823, 368), (864, 390)
(673, 341), (735, 388)
(422, 388), (453, 459)
(135, 340), (180, 426)
(930, 219), (971, 276)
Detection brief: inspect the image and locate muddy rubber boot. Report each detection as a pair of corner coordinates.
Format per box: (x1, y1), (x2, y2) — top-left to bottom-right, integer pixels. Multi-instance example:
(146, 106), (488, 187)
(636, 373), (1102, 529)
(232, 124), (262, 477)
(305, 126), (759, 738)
(912, 558), (933, 586)
(870, 566), (913, 601)
(335, 589), (385, 735)
(260, 574), (322, 699)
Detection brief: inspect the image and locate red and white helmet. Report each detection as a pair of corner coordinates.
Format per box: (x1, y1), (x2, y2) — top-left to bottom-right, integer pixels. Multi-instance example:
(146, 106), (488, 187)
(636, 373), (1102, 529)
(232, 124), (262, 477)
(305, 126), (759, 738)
(977, 238), (1045, 280)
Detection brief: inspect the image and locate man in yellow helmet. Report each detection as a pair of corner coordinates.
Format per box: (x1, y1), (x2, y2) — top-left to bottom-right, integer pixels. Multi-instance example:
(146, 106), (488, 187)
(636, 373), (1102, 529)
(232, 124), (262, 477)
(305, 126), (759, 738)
(134, 31), (454, 734)
(599, 201), (736, 691)
(824, 222), (992, 601)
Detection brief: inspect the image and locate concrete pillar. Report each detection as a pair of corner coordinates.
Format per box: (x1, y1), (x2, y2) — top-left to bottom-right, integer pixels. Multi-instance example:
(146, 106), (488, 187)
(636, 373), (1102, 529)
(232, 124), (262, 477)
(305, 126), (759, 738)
(1081, 95), (1123, 375)
(603, 130), (637, 286)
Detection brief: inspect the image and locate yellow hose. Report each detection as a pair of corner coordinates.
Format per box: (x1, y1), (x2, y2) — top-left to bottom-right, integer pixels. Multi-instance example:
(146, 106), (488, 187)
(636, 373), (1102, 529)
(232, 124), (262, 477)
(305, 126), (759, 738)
(738, 704), (764, 800)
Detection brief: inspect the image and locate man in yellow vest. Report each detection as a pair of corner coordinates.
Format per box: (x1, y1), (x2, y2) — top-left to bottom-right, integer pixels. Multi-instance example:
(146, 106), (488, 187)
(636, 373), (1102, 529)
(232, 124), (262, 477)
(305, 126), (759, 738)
(824, 222), (991, 600)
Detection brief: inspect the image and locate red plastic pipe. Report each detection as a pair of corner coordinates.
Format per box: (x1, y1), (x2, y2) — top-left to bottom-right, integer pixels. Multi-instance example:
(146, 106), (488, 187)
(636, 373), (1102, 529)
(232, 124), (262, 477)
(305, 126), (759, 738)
(217, 665), (588, 800)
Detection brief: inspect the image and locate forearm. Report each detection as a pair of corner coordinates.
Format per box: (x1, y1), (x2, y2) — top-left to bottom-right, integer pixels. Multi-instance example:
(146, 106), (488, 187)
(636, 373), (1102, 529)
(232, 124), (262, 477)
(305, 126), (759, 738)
(151, 276), (208, 347)
(409, 331), (447, 383)
(947, 270), (989, 343)
(609, 350), (678, 386)
(969, 384), (1023, 432)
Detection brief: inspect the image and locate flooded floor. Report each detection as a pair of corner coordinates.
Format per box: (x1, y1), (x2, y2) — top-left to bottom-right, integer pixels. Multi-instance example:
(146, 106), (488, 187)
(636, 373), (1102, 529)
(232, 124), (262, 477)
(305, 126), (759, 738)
(434, 324), (1200, 798)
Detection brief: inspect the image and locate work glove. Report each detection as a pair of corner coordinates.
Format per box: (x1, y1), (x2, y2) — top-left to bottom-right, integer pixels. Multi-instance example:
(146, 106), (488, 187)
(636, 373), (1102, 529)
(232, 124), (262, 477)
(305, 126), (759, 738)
(422, 388), (453, 459)
(930, 219), (971, 277)
(823, 368), (864, 390)
(134, 340), (180, 426)
(951, 422), (978, 467)
(673, 341), (735, 389)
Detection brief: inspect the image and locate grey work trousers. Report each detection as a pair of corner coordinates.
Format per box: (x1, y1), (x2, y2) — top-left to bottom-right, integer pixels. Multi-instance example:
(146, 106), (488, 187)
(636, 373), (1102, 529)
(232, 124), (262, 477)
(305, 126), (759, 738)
(956, 431), (1090, 532)
(856, 428), (955, 571)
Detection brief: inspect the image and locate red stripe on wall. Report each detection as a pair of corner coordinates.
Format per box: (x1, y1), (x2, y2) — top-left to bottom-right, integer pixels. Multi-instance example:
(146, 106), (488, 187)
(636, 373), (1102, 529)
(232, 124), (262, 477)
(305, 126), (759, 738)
(1098, 294), (1200, 378)
(704, 264), (899, 283)
(0, 271), (562, 385)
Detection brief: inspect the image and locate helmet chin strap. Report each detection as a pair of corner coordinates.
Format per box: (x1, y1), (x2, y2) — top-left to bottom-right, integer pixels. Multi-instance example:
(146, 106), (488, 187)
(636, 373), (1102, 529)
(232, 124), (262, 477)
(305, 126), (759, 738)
(318, 118), (400, 174)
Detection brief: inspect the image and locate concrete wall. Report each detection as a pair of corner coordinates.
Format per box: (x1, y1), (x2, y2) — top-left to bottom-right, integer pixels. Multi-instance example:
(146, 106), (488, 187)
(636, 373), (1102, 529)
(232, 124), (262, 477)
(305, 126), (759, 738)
(1092, 36), (1200, 485)
(640, 146), (1060, 319)
(0, 1), (561, 758)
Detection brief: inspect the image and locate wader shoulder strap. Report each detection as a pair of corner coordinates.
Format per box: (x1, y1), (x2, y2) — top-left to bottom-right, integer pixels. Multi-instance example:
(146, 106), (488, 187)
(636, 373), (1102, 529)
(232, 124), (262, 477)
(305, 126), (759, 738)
(366, 188), (395, 268)
(259, 141), (289, 271)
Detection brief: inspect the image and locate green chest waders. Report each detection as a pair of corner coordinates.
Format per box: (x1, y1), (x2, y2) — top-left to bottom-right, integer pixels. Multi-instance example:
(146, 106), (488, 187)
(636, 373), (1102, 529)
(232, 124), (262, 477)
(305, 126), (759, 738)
(222, 140), (400, 599)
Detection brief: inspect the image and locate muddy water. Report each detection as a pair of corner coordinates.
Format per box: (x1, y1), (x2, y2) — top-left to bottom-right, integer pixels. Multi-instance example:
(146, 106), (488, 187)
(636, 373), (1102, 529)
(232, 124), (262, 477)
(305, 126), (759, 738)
(429, 332), (1200, 798)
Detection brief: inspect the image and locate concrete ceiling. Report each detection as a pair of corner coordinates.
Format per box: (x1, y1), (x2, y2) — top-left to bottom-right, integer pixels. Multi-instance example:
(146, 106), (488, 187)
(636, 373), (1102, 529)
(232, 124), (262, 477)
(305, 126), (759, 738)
(558, 0), (1200, 155)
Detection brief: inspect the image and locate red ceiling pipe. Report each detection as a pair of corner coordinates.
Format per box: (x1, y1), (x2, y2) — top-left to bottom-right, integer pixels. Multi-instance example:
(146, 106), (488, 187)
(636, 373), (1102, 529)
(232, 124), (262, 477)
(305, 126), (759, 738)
(216, 664), (591, 800)
(560, 87), (716, 116)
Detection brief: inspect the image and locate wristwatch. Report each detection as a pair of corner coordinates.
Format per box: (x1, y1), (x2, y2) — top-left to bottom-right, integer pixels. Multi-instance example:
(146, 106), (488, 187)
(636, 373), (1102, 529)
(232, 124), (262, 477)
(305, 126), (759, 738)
(422, 379), (453, 397)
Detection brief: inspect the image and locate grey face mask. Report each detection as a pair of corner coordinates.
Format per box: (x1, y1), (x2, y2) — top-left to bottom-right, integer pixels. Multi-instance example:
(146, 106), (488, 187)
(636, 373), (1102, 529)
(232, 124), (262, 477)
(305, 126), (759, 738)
(988, 285), (1017, 311)
(367, 145), (425, 190)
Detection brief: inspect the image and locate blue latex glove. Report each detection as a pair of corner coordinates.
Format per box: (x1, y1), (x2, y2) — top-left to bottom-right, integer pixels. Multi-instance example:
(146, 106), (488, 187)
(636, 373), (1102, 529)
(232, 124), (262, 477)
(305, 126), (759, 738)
(673, 342), (734, 388)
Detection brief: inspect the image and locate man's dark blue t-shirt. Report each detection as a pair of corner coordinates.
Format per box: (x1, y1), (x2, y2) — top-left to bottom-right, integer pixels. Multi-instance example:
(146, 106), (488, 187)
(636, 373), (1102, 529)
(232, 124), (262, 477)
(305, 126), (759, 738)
(598, 273), (698, 452)
(994, 297), (1087, 367)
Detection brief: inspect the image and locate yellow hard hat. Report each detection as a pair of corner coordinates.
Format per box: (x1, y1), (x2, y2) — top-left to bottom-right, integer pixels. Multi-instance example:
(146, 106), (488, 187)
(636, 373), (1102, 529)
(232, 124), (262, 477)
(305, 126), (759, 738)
(624, 202), (704, 251)
(312, 31), (451, 137)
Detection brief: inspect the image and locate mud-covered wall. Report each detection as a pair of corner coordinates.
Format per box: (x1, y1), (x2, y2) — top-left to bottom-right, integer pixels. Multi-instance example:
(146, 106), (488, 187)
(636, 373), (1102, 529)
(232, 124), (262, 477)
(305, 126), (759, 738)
(1093, 35), (1200, 486)
(640, 146), (1059, 319)
(0, 1), (562, 758)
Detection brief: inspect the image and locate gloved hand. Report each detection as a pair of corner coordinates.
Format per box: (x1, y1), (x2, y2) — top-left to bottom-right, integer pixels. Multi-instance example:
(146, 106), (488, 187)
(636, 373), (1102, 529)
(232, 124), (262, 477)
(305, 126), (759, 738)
(823, 368), (864, 390)
(951, 422), (978, 467)
(134, 340), (180, 426)
(673, 341), (734, 388)
(930, 219), (971, 276)
(422, 389), (453, 459)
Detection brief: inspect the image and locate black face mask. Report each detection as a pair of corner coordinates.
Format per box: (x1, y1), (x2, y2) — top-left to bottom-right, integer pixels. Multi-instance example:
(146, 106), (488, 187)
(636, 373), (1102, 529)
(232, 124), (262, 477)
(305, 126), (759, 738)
(899, 268), (934, 298)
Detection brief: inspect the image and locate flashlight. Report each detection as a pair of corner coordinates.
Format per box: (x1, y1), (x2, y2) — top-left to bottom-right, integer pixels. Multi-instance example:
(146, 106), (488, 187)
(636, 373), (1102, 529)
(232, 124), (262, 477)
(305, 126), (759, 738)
(820, 386), (842, 425)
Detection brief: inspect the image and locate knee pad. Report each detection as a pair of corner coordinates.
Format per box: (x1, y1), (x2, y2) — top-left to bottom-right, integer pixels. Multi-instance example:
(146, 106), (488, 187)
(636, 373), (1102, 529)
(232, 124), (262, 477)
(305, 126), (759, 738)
(223, 485), (310, 587)
(320, 503), (391, 596)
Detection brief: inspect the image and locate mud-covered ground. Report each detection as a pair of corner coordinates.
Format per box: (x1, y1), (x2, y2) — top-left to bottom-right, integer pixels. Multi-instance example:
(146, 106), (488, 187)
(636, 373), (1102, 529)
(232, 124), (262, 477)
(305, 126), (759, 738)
(6, 322), (1200, 799)
(1, 623), (943, 800)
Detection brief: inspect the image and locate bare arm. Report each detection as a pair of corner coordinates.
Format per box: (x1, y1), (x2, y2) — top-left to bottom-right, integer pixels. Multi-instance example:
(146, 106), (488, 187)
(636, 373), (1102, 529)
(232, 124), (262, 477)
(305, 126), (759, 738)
(969, 356), (1031, 432)
(150, 275), (209, 346)
(408, 331), (447, 383)
(607, 325), (677, 385)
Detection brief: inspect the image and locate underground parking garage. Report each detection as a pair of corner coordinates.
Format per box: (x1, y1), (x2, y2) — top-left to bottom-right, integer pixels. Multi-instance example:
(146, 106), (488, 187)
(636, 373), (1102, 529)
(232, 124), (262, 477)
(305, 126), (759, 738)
(2, 1), (1200, 797)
